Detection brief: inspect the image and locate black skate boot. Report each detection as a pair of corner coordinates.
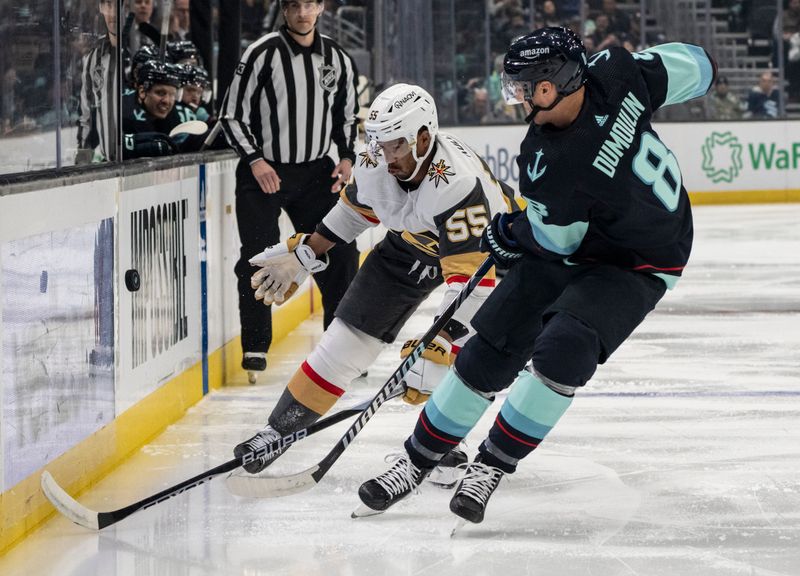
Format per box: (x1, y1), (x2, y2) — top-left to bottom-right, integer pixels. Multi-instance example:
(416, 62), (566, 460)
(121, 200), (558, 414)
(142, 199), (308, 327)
(233, 425), (285, 473)
(427, 446), (468, 488)
(353, 453), (430, 517)
(242, 352), (267, 385)
(449, 455), (504, 524)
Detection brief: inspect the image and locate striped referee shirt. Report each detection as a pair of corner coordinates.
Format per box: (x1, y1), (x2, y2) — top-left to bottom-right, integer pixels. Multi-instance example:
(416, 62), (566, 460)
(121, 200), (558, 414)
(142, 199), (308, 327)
(77, 36), (118, 161)
(221, 26), (359, 165)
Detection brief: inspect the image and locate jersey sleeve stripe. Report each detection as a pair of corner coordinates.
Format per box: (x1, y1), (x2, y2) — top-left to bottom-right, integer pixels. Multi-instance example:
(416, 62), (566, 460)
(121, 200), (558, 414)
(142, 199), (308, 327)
(644, 43), (714, 106)
(339, 187), (379, 222)
(440, 253), (497, 283)
(445, 274), (496, 287)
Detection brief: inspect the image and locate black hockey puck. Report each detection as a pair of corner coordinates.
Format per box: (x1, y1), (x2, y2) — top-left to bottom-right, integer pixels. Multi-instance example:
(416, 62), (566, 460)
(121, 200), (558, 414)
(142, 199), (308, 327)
(125, 269), (141, 292)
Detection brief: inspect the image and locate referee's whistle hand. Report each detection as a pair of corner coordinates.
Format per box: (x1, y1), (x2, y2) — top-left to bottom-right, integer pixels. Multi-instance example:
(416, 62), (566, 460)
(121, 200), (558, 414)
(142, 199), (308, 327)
(251, 159), (281, 194)
(330, 158), (353, 193)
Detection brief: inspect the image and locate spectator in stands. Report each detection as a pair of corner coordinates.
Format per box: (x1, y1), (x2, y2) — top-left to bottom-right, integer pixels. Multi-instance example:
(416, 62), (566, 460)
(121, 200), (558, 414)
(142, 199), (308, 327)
(485, 54), (505, 106)
(708, 76), (743, 120)
(242, 0), (268, 42)
(536, 0), (564, 28)
(590, 13), (620, 52)
(77, 0), (120, 163)
(460, 86), (491, 124)
(781, 0), (800, 101)
(128, 0), (155, 54)
(170, 0), (191, 40)
(746, 71), (780, 118)
(602, 0), (631, 35)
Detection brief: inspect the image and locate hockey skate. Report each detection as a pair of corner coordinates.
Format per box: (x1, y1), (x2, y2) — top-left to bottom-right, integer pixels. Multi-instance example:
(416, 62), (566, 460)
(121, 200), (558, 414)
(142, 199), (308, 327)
(242, 352), (267, 385)
(426, 446), (468, 489)
(449, 455), (504, 526)
(352, 453), (430, 518)
(233, 425), (285, 473)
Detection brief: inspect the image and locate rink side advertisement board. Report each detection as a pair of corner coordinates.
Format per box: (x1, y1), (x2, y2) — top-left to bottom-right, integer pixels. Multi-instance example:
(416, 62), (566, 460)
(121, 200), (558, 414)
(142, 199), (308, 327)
(0, 181), (117, 491)
(447, 120), (800, 202)
(117, 167), (201, 415)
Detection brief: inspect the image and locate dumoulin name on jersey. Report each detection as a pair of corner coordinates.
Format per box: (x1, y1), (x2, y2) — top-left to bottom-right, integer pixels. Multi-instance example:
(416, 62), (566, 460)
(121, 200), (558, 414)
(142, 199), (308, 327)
(591, 91), (646, 178)
(514, 43), (714, 288)
(321, 131), (517, 285)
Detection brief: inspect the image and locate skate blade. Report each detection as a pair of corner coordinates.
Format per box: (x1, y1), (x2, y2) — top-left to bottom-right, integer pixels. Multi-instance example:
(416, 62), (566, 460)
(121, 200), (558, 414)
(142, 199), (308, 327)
(450, 518), (467, 538)
(247, 371), (258, 385)
(351, 503), (385, 518)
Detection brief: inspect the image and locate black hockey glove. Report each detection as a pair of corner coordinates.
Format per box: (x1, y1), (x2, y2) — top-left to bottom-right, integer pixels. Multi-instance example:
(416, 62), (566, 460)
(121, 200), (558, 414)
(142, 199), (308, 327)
(123, 132), (178, 159)
(480, 212), (524, 268)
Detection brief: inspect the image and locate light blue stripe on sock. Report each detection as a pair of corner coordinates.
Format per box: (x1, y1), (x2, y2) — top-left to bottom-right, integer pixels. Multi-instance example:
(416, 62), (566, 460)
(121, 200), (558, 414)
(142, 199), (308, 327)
(505, 371), (573, 428)
(499, 402), (553, 440)
(425, 369), (492, 436)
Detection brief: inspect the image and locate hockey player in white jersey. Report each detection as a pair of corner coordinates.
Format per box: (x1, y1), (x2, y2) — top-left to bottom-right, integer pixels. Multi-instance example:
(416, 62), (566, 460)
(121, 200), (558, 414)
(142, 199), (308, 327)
(233, 83), (519, 474)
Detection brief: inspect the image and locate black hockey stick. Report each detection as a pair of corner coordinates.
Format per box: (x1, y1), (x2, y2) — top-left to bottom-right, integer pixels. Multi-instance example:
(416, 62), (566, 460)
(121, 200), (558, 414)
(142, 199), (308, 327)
(40, 389), (402, 531)
(225, 256), (496, 498)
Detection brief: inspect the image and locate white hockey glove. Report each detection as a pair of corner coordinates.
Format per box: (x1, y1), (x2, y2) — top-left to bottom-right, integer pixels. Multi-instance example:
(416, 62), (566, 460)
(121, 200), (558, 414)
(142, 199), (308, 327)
(249, 233), (329, 305)
(399, 334), (453, 405)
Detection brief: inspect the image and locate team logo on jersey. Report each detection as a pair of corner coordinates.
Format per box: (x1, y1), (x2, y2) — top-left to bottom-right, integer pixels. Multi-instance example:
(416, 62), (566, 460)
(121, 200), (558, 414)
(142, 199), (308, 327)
(595, 115), (609, 127)
(134, 109), (146, 122)
(428, 159), (455, 187)
(701, 131), (743, 183)
(358, 150), (379, 168)
(527, 149), (547, 182)
(318, 65), (337, 91)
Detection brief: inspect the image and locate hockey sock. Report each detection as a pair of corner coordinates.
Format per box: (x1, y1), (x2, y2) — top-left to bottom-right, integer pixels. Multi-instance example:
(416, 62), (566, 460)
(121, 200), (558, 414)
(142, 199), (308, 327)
(404, 368), (493, 469)
(268, 361), (344, 432)
(479, 370), (573, 474)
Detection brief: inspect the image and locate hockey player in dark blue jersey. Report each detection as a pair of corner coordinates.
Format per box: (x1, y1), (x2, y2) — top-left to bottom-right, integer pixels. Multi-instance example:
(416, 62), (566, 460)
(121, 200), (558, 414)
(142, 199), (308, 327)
(357, 27), (716, 525)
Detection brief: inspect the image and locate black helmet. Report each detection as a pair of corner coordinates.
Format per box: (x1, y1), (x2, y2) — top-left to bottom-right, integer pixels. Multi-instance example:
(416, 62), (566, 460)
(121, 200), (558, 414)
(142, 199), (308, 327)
(131, 45), (161, 84)
(503, 26), (587, 99)
(179, 64), (211, 89)
(137, 60), (183, 92)
(167, 40), (201, 65)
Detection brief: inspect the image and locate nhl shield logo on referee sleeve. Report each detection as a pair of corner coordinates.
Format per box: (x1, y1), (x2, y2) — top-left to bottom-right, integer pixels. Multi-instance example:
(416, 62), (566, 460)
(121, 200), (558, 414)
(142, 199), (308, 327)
(319, 65), (337, 91)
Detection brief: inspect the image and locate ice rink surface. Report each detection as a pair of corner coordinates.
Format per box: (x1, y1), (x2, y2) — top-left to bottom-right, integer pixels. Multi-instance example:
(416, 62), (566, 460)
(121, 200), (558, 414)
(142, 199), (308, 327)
(1, 203), (798, 576)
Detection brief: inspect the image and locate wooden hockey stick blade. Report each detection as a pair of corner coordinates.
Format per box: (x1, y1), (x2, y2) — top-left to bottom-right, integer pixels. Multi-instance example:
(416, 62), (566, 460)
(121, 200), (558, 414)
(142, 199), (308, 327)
(39, 394), (384, 530)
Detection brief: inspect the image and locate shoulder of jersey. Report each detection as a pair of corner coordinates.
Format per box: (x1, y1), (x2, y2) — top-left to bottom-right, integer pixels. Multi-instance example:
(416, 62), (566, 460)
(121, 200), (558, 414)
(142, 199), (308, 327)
(586, 47), (640, 103)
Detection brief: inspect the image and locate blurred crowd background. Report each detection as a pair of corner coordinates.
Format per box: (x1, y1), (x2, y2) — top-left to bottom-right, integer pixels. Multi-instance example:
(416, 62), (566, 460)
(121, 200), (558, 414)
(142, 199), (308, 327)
(1, 0), (798, 175)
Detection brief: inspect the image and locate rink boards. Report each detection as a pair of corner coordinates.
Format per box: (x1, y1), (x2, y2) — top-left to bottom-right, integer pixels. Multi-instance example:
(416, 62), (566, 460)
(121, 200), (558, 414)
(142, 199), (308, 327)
(0, 119), (797, 554)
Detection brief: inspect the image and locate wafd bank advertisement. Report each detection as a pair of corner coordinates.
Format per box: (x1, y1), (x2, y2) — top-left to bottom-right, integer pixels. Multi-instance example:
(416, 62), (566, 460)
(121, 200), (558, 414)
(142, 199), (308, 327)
(447, 121), (799, 196)
(117, 176), (200, 414)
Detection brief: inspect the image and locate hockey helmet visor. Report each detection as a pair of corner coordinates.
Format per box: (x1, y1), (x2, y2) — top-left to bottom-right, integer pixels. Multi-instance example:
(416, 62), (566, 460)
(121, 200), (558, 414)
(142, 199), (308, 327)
(366, 136), (413, 164)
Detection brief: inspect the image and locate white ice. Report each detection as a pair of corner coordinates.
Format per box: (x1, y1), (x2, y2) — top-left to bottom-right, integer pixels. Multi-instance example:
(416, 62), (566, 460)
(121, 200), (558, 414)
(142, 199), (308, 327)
(1, 203), (799, 576)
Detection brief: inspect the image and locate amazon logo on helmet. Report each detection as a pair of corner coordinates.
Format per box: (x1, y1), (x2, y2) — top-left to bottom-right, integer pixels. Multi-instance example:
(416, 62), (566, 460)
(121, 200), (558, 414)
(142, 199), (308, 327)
(504, 26), (587, 96)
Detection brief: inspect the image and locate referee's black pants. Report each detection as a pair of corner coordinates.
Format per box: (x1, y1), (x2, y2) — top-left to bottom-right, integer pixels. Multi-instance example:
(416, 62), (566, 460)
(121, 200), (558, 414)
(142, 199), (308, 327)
(234, 157), (359, 356)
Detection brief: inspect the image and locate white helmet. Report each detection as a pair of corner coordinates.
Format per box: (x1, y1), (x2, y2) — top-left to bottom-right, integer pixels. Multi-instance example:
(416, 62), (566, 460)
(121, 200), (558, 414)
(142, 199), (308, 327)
(364, 83), (438, 181)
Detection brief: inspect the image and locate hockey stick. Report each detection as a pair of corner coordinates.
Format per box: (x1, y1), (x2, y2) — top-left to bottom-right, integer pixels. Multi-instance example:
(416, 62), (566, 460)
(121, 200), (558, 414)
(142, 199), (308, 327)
(40, 388), (402, 531)
(226, 256), (496, 498)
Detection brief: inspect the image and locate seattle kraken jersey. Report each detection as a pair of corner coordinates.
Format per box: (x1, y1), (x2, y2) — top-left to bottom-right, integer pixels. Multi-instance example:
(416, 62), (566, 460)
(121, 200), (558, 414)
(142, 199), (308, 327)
(512, 43), (714, 288)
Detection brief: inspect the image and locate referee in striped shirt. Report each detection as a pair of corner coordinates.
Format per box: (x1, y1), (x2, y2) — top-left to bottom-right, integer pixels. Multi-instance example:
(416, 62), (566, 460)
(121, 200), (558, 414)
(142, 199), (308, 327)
(77, 0), (119, 163)
(220, 0), (360, 378)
